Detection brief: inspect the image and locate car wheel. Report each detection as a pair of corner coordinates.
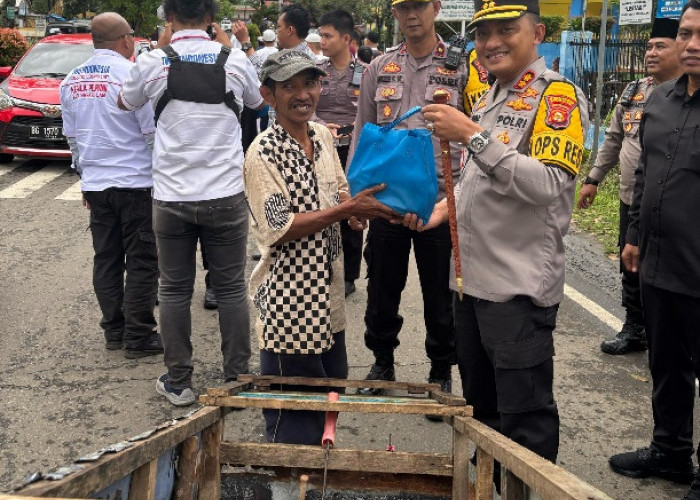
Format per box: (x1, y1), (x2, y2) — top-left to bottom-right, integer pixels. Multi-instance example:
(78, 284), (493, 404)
(0, 153), (14, 163)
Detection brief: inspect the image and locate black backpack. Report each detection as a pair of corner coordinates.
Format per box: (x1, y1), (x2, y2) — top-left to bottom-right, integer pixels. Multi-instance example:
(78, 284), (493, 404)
(154, 44), (240, 124)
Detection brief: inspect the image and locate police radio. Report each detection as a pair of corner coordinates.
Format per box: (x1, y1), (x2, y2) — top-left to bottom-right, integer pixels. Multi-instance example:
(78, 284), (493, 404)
(351, 62), (364, 86)
(445, 35), (468, 70)
(619, 79), (640, 107)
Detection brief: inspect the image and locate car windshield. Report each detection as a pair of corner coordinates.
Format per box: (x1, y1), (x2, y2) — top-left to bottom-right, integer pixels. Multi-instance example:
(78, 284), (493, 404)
(14, 42), (94, 78)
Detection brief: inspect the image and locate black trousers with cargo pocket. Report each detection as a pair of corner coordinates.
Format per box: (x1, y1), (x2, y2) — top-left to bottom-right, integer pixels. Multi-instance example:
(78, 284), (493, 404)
(84, 189), (158, 348)
(454, 294), (560, 462)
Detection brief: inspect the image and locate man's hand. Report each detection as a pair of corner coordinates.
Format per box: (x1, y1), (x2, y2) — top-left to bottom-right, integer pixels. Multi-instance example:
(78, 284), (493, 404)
(422, 104), (483, 143)
(577, 184), (598, 209)
(212, 22), (232, 47)
(156, 23), (173, 48)
(621, 244), (639, 273)
(346, 184), (399, 221)
(82, 194), (91, 210)
(232, 20), (250, 43)
(397, 199), (448, 232)
(326, 123), (340, 139)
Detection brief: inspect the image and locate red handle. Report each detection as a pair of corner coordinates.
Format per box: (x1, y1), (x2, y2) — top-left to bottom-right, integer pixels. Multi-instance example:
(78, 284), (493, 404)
(321, 392), (339, 447)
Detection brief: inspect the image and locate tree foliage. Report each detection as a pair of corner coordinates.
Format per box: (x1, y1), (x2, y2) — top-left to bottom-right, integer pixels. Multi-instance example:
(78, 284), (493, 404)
(0, 28), (29, 66)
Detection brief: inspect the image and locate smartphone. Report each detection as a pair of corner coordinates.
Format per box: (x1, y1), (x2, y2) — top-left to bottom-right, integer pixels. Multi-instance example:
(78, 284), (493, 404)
(337, 124), (354, 136)
(206, 25), (216, 40)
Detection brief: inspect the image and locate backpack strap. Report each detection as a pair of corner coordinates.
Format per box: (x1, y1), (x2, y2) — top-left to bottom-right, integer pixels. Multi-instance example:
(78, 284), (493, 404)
(216, 46), (241, 119)
(154, 45), (180, 125)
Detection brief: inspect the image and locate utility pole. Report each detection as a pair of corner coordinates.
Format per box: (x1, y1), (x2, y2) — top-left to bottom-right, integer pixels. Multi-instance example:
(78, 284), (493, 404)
(588, 0), (610, 167)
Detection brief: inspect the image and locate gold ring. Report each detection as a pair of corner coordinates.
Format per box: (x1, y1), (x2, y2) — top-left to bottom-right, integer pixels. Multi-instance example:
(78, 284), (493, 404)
(426, 122), (435, 133)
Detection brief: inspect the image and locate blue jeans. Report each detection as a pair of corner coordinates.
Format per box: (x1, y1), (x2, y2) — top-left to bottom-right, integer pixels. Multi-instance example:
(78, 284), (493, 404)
(153, 193), (251, 389)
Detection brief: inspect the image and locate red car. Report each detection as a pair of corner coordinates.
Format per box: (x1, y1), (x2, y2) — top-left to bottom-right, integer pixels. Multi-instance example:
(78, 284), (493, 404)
(0, 33), (151, 163)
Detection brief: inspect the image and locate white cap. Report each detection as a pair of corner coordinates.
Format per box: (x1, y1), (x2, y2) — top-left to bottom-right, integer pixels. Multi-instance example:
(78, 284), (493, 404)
(305, 32), (321, 43)
(262, 29), (276, 42)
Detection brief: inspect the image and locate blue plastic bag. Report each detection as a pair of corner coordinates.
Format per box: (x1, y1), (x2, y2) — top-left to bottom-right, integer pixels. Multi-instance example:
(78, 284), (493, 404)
(347, 106), (438, 222)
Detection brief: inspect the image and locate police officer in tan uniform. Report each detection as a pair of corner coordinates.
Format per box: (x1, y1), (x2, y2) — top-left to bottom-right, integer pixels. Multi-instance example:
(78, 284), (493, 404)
(351, 0), (489, 400)
(313, 9), (363, 297)
(577, 17), (681, 356)
(405, 0), (589, 461)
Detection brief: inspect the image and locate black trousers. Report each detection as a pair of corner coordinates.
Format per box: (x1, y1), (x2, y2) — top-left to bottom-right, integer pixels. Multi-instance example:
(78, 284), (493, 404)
(260, 331), (348, 445)
(363, 218), (455, 367)
(337, 144), (362, 282)
(84, 189), (158, 347)
(619, 202), (643, 324)
(643, 283), (700, 460)
(454, 294), (560, 462)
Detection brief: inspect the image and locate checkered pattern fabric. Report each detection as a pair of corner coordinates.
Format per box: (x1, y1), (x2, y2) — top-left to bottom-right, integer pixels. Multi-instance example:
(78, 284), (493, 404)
(251, 123), (342, 354)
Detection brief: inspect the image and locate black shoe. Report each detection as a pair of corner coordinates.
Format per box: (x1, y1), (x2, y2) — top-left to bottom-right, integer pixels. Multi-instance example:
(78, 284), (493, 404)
(357, 363), (395, 396)
(124, 331), (164, 359)
(104, 331), (124, 350)
(203, 287), (218, 310)
(609, 447), (695, 484)
(344, 280), (356, 297)
(601, 322), (647, 355)
(681, 475), (700, 500)
(425, 377), (452, 422)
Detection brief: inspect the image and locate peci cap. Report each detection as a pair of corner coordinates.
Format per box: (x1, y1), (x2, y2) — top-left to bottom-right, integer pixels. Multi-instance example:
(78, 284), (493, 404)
(468, 0), (539, 29)
(262, 29), (277, 42)
(305, 32), (321, 43)
(260, 49), (327, 83)
(650, 17), (679, 39)
(391, 0), (433, 5)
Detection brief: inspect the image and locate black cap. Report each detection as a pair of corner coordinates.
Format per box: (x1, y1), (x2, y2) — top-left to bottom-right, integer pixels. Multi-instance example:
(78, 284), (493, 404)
(650, 17), (679, 39)
(468, 0), (539, 29)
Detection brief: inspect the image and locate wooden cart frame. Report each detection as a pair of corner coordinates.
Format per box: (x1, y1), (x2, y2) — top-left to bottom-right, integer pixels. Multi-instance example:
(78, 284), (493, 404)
(3, 376), (614, 500)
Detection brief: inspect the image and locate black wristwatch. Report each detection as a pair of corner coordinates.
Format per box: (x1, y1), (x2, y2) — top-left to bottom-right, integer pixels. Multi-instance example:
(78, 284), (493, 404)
(582, 176), (600, 186)
(241, 42), (253, 52)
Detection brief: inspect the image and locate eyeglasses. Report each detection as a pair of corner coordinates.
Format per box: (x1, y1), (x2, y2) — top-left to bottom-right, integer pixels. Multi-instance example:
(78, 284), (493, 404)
(110, 30), (135, 41)
(393, 1), (433, 13)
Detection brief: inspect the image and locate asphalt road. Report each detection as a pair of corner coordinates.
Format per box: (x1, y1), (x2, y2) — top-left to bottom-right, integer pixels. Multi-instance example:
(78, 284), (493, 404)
(0, 158), (696, 499)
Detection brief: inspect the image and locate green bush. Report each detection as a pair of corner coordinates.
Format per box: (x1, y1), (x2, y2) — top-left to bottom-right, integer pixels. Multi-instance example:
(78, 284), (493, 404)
(248, 23), (260, 47)
(569, 16), (615, 33)
(0, 28), (29, 67)
(541, 15), (565, 42)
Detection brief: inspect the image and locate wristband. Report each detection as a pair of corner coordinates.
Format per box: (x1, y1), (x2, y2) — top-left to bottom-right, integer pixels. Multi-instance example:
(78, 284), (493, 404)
(583, 176), (599, 186)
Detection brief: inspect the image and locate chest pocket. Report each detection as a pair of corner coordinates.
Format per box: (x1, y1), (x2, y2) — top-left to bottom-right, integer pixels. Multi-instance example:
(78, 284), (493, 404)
(347, 86), (361, 100)
(320, 79), (331, 96)
(424, 78), (460, 107)
(621, 106), (643, 138)
(375, 84), (403, 124)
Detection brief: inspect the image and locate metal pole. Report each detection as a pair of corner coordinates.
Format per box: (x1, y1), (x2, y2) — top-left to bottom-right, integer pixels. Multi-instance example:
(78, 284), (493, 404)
(588, 0), (609, 168)
(461, 20), (465, 36)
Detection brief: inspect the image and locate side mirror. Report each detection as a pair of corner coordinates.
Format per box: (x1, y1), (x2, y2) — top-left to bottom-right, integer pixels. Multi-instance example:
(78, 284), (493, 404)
(0, 67), (12, 81)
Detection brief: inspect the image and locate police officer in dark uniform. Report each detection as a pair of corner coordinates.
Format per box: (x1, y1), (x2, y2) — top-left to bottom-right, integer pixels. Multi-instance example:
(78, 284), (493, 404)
(609, 3), (700, 496)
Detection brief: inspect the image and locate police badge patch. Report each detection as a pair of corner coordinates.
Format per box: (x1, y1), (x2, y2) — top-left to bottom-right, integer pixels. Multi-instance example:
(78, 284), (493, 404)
(382, 62), (401, 73)
(543, 93), (578, 130)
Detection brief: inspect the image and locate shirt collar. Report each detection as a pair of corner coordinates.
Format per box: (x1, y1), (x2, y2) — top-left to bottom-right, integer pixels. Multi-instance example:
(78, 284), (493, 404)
(502, 57), (547, 92)
(93, 48), (126, 59)
(397, 34), (446, 57)
(171, 29), (210, 42)
(271, 121), (322, 163)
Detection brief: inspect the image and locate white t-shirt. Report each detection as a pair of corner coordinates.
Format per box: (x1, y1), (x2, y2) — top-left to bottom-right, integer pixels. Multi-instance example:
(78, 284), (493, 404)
(120, 30), (264, 202)
(60, 49), (155, 191)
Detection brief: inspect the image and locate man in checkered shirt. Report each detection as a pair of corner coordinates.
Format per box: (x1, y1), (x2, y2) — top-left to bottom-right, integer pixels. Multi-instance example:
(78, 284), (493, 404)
(244, 49), (398, 445)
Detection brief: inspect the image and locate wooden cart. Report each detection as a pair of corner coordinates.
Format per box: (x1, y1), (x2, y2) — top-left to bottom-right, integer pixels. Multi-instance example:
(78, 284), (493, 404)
(2, 376), (614, 500)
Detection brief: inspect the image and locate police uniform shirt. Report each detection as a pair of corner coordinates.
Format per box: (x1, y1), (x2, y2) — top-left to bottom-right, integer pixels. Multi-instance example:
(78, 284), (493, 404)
(351, 36), (471, 200)
(60, 49), (155, 191)
(590, 77), (656, 206)
(627, 75), (700, 298)
(314, 58), (360, 137)
(120, 30), (264, 202)
(456, 57), (589, 307)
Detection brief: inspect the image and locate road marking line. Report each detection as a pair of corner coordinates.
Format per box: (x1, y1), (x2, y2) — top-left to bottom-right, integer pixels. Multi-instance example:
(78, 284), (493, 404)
(55, 180), (82, 201)
(564, 283), (623, 332)
(0, 164), (18, 179)
(0, 166), (66, 199)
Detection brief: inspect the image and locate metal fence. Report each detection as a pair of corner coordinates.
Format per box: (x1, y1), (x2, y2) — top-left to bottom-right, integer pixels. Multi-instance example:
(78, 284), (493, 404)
(567, 32), (648, 117)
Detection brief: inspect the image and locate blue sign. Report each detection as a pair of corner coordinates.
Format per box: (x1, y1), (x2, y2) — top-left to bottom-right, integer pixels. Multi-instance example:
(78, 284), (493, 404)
(656, 0), (687, 18)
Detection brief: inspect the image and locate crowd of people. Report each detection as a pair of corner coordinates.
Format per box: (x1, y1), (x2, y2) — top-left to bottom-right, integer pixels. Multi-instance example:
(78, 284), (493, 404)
(59, 0), (700, 497)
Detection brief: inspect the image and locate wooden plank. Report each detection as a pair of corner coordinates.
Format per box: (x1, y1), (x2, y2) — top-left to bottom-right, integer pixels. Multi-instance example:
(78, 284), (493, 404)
(15, 406), (222, 498)
(219, 442), (454, 477)
(199, 394), (472, 417)
(174, 436), (199, 500)
(128, 457), (158, 500)
(452, 417), (614, 500)
(206, 381), (252, 397)
(0, 497), (85, 500)
(501, 468), (525, 500)
(452, 425), (470, 499)
(198, 418), (222, 500)
(476, 448), (494, 500)
(236, 375), (466, 405)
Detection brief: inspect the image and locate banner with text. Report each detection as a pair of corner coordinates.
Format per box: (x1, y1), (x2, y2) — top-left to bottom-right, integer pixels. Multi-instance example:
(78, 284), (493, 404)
(655, 0), (687, 18)
(619, 0), (652, 24)
(436, 0), (475, 21)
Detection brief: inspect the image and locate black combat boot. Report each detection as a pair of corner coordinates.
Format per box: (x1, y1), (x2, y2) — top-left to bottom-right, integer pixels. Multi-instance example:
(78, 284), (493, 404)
(357, 351), (395, 396)
(601, 320), (646, 355)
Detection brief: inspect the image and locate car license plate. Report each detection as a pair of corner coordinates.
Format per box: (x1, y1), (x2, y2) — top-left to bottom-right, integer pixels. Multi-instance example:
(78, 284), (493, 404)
(29, 125), (63, 140)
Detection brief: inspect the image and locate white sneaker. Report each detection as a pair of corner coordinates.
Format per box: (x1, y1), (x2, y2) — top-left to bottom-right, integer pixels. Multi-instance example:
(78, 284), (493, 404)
(156, 374), (196, 406)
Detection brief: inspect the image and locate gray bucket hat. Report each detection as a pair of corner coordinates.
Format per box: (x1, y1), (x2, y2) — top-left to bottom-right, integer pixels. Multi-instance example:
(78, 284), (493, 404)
(259, 49), (326, 83)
